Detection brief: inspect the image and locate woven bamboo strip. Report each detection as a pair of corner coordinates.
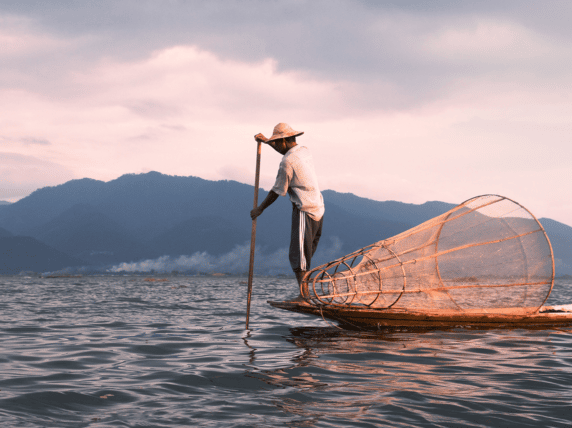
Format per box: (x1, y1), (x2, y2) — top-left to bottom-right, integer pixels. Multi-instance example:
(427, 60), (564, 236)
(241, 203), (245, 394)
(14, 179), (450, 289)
(310, 228), (542, 285)
(316, 280), (552, 300)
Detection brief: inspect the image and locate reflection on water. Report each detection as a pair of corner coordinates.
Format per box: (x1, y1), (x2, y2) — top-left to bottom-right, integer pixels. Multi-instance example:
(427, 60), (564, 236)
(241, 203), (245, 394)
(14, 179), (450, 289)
(0, 276), (571, 427)
(247, 324), (572, 427)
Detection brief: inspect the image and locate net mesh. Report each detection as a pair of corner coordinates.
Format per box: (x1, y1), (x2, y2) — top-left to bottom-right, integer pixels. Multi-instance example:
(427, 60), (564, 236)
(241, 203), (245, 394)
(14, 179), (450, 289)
(302, 195), (555, 314)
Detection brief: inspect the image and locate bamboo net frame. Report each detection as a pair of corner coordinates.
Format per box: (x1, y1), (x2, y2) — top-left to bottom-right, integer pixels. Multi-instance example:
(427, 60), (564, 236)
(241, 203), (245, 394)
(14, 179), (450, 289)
(301, 195), (555, 315)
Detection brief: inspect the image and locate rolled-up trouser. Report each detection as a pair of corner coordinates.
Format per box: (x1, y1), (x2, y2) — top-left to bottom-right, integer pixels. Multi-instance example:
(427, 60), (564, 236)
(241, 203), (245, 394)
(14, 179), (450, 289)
(289, 203), (323, 273)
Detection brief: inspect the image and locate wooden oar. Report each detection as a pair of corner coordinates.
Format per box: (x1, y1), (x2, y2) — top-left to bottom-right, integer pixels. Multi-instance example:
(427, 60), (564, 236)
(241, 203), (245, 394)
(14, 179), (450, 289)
(246, 140), (262, 329)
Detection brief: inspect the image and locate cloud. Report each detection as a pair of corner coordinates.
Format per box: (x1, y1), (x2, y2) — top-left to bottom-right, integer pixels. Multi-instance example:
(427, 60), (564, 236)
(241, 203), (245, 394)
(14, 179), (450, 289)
(0, 152), (75, 200)
(0, 14), (68, 58)
(1, 1), (572, 226)
(1, 38), (570, 223)
(0, 42), (362, 184)
(4, 1), (572, 101)
(0, 136), (50, 145)
(3, 2), (571, 115)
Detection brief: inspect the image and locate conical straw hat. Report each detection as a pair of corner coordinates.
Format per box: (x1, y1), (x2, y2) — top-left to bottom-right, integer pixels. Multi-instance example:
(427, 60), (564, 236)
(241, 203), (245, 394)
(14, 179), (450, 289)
(266, 123), (304, 142)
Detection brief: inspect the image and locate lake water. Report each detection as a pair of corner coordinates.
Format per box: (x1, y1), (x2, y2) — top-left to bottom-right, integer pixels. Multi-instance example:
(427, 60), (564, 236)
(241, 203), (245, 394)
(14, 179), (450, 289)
(1, 276), (572, 427)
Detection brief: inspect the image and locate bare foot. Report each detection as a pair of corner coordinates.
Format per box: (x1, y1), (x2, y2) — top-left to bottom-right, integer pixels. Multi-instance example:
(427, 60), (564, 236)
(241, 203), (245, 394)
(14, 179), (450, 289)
(287, 295), (308, 304)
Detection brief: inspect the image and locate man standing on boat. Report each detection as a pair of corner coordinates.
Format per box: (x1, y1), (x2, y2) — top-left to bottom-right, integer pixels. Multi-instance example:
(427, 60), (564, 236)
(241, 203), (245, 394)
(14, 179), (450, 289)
(250, 123), (325, 296)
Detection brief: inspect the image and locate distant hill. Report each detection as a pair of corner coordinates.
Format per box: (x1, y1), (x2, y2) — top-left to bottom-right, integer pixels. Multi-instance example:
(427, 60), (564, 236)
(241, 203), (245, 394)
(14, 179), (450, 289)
(0, 236), (84, 274)
(322, 190), (455, 225)
(0, 173), (253, 240)
(539, 218), (572, 276)
(0, 171), (570, 275)
(148, 215), (251, 258)
(0, 202), (11, 217)
(0, 227), (13, 238)
(28, 203), (148, 265)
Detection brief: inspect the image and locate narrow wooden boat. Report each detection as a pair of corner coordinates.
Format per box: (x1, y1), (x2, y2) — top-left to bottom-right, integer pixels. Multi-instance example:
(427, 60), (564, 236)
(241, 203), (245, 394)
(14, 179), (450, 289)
(269, 195), (571, 329)
(268, 300), (572, 329)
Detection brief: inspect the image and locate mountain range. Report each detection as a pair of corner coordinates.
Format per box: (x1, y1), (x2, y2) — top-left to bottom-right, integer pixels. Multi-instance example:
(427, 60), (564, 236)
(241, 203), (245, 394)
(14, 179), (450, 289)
(0, 171), (570, 276)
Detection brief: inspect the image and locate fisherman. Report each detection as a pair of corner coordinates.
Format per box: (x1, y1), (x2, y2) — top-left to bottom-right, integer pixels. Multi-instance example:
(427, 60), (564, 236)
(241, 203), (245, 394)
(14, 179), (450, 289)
(250, 123), (325, 297)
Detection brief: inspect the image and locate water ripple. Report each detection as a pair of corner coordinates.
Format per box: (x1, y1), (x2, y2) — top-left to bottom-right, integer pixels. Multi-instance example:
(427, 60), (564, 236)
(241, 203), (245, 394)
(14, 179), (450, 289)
(0, 276), (571, 427)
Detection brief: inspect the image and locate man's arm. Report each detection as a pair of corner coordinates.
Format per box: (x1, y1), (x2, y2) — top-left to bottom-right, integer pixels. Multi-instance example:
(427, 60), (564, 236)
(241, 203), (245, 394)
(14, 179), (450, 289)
(250, 190), (279, 220)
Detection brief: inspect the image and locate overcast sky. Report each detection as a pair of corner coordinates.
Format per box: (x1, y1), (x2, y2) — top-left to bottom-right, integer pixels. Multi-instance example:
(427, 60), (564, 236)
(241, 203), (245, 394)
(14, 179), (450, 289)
(1, 0), (571, 225)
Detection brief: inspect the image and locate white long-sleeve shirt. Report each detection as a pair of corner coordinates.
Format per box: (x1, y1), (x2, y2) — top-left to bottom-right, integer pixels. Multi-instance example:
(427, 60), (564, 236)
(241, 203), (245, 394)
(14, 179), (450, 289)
(271, 145), (325, 221)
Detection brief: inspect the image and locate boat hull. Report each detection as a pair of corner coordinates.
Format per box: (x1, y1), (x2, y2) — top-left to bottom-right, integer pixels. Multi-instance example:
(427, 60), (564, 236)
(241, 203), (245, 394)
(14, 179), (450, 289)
(268, 301), (572, 329)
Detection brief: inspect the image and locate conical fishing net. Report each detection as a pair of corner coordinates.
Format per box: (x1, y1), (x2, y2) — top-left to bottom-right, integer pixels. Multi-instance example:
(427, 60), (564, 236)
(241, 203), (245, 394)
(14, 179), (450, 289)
(302, 195), (555, 315)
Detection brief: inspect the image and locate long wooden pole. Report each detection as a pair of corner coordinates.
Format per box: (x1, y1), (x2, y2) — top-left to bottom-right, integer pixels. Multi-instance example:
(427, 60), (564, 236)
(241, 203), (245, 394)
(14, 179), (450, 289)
(246, 140), (262, 329)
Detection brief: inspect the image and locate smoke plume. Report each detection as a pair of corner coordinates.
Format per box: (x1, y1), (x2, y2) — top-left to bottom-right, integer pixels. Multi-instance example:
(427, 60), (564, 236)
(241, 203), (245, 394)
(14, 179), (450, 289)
(109, 237), (343, 276)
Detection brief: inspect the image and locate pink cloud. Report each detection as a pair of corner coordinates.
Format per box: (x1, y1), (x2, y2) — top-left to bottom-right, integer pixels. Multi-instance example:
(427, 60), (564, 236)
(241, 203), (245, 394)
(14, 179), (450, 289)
(1, 34), (571, 225)
(0, 152), (75, 200)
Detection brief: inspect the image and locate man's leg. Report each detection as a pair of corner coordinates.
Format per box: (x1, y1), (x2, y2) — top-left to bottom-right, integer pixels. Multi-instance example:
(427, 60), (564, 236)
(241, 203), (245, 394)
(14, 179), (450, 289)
(311, 216), (323, 257)
(290, 205), (324, 301)
(295, 270), (307, 287)
(289, 204), (307, 299)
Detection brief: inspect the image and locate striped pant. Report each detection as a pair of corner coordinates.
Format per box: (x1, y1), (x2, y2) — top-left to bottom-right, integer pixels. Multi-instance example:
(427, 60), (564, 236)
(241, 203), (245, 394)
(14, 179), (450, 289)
(289, 203), (323, 273)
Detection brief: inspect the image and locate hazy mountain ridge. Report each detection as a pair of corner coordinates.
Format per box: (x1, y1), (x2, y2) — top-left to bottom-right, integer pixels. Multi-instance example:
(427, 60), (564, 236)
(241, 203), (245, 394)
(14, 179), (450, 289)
(28, 203), (148, 265)
(148, 215), (251, 258)
(538, 218), (572, 276)
(322, 190), (455, 225)
(0, 236), (84, 274)
(0, 171), (570, 275)
(0, 227), (13, 238)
